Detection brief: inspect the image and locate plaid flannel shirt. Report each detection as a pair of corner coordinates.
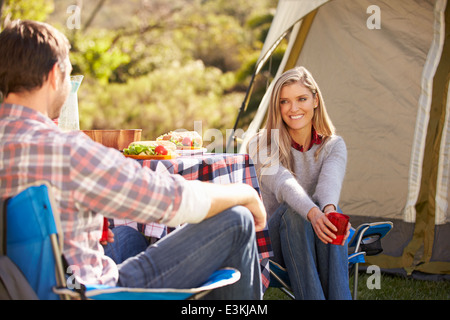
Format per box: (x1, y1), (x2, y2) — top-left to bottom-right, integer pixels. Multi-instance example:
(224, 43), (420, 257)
(0, 103), (211, 285)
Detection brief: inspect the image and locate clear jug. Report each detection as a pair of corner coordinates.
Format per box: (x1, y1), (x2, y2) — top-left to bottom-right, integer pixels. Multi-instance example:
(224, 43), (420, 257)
(59, 75), (83, 131)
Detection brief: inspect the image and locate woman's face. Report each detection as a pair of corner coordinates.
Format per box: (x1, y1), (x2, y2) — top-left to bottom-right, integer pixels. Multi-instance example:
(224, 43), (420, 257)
(279, 82), (318, 136)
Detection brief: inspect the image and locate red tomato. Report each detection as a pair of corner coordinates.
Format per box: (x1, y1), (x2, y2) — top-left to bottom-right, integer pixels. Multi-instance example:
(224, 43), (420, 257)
(182, 137), (192, 146)
(155, 145), (168, 155)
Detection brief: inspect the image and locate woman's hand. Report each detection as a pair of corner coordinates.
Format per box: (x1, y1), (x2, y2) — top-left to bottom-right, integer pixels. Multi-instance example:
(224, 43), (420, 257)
(307, 207), (337, 244)
(307, 206), (351, 245)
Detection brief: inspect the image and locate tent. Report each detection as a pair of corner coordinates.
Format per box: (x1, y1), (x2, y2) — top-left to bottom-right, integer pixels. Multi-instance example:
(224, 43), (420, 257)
(234, 0), (450, 279)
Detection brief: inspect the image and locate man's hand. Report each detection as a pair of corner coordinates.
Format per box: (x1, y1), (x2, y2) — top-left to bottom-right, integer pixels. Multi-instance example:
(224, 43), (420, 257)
(100, 222), (115, 246)
(238, 185), (267, 232)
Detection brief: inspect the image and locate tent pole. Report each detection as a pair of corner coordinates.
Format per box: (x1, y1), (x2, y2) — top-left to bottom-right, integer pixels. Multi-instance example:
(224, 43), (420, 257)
(226, 72), (256, 152)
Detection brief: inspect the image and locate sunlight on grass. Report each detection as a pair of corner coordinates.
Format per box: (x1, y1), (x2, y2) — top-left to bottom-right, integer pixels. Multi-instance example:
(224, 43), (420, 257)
(350, 273), (450, 300)
(264, 272), (450, 300)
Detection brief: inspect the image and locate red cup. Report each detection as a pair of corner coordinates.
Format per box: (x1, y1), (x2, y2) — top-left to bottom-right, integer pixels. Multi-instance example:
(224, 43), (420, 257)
(327, 212), (349, 245)
(100, 217), (109, 242)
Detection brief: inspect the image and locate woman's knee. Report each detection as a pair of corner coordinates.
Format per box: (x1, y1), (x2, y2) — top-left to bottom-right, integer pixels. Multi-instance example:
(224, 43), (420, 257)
(281, 206), (309, 228)
(112, 225), (147, 243)
(104, 226), (149, 264)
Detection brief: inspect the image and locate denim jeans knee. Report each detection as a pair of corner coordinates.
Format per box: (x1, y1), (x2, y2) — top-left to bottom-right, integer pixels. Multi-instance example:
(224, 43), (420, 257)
(269, 203), (351, 300)
(103, 225), (149, 264)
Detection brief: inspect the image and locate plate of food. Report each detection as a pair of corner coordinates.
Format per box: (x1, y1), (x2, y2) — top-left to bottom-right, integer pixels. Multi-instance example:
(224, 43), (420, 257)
(174, 147), (207, 156)
(124, 154), (177, 160)
(123, 140), (178, 160)
(156, 130), (204, 154)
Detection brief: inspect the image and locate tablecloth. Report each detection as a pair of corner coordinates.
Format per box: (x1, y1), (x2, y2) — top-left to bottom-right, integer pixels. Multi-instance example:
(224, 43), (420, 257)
(111, 153), (273, 291)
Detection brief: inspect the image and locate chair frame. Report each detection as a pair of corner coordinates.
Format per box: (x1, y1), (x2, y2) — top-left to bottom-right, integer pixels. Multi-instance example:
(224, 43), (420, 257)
(4, 182), (240, 300)
(268, 220), (393, 300)
(268, 260), (295, 299)
(347, 221), (393, 300)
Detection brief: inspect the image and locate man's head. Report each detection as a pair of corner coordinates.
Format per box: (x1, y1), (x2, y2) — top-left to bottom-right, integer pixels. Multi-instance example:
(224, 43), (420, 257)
(0, 20), (72, 118)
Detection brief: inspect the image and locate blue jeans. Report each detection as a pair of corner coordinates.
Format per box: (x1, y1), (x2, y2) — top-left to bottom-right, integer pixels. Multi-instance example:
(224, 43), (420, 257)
(104, 205), (262, 299)
(269, 204), (351, 300)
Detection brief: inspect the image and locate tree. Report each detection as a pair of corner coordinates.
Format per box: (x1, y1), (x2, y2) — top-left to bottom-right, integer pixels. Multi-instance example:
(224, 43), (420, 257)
(1, 0), (54, 28)
(1, 0), (279, 145)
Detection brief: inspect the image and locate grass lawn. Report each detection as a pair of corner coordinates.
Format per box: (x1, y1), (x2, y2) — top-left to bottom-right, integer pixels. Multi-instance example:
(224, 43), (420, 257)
(263, 272), (450, 300)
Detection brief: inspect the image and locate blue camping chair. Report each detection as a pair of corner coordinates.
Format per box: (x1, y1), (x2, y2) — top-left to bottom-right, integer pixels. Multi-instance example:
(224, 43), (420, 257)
(347, 221), (393, 300)
(3, 182), (240, 300)
(268, 219), (393, 300)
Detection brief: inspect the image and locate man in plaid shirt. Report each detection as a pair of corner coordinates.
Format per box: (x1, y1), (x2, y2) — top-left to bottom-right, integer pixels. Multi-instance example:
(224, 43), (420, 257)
(0, 20), (266, 299)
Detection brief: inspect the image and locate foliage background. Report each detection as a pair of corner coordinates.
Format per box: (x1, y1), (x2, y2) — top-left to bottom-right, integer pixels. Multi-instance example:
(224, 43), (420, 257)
(1, 0), (287, 148)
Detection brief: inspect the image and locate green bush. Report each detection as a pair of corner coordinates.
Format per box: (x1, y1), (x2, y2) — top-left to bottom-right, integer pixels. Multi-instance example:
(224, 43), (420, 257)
(78, 60), (243, 142)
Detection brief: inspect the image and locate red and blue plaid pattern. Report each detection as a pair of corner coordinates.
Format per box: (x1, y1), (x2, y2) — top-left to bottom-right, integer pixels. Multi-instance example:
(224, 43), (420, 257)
(1, 103), (211, 286)
(1, 103), (273, 290)
(112, 153), (274, 291)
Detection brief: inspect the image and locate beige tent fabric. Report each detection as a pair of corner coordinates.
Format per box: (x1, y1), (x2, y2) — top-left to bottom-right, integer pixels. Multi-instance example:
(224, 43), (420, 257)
(256, 0), (329, 70)
(247, 0), (436, 222)
(436, 84), (450, 225)
(295, 0), (435, 221)
(239, 0), (450, 277)
(406, 0), (447, 225)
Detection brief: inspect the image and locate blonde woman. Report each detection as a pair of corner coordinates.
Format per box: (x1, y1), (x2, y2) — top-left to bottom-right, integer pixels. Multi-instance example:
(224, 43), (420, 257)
(249, 66), (351, 299)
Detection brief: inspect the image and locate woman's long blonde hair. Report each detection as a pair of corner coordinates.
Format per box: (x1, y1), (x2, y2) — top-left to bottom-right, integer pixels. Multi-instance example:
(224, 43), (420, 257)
(252, 66), (335, 176)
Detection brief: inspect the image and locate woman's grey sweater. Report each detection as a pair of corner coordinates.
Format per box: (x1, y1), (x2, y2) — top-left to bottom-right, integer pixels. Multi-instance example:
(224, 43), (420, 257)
(250, 135), (347, 220)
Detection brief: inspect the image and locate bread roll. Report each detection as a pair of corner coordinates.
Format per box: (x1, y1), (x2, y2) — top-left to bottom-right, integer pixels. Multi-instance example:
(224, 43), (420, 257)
(156, 131), (202, 149)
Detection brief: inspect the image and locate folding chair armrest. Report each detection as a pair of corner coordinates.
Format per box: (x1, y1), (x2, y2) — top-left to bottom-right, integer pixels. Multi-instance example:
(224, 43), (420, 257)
(348, 221), (393, 254)
(348, 251), (366, 266)
(54, 268), (241, 300)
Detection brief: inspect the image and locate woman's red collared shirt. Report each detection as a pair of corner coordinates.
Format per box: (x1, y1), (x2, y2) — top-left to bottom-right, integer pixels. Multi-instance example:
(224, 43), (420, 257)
(291, 127), (322, 152)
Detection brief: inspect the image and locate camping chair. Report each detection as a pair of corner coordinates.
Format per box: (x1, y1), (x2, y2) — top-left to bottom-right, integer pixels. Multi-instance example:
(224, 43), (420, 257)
(2, 182), (240, 300)
(347, 221), (393, 300)
(268, 220), (393, 300)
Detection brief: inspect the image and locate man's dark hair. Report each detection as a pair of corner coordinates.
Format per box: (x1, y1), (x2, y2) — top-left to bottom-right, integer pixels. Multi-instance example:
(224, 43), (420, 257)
(0, 20), (70, 98)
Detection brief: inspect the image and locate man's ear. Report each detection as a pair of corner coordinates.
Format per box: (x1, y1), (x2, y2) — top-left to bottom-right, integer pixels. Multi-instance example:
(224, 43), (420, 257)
(47, 63), (60, 90)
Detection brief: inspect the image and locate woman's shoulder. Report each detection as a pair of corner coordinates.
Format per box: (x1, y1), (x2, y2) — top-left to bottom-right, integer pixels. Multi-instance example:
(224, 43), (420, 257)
(325, 134), (345, 146)
(321, 134), (347, 154)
